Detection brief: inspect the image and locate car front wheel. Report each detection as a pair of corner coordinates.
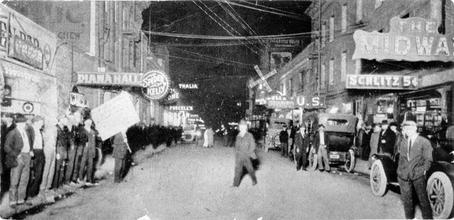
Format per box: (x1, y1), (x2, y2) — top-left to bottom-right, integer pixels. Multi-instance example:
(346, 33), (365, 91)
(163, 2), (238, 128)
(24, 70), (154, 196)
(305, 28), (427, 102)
(427, 171), (454, 219)
(370, 159), (387, 196)
(344, 149), (356, 173)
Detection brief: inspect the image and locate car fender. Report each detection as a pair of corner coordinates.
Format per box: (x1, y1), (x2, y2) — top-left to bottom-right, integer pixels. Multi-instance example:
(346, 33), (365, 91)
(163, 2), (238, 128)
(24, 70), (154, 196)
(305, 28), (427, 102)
(428, 161), (454, 183)
(373, 154), (397, 182)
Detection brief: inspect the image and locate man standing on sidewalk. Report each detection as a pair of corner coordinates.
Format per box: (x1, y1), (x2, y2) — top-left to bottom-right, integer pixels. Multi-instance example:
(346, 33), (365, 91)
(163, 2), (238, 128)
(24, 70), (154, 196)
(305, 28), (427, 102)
(378, 120), (396, 157)
(397, 121), (433, 219)
(112, 131), (131, 183)
(27, 116), (45, 198)
(314, 124), (330, 172)
(279, 125), (289, 157)
(40, 118), (57, 193)
(5, 116), (33, 207)
(294, 126), (309, 171)
(53, 117), (70, 188)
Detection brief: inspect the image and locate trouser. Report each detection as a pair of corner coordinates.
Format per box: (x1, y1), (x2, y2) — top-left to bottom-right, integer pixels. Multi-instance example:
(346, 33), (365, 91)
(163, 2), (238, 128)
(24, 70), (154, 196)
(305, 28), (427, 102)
(317, 146), (330, 171)
(52, 157), (66, 188)
(65, 144), (83, 183)
(233, 156), (257, 187)
(40, 146), (55, 191)
(79, 147), (95, 183)
(295, 148), (307, 170)
(281, 143), (288, 157)
(114, 157), (126, 183)
(10, 153), (31, 204)
(398, 176), (433, 219)
(27, 150), (45, 198)
(223, 135), (228, 146)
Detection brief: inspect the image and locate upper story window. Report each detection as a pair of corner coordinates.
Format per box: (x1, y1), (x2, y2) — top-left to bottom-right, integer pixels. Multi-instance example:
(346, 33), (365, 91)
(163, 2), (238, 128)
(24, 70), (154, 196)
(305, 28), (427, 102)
(341, 4), (347, 33)
(329, 16), (335, 42)
(356, 0), (363, 23)
(321, 22), (326, 47)
(329, 58), (334, 86)
(320, 64), (326, 89)
(341, 51), (347, 81)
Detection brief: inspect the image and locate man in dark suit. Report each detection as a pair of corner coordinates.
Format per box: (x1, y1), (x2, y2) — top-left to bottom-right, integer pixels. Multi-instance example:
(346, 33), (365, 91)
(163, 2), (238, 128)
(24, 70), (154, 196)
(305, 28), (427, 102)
(1, 113), (15, 194)
(294, 126), (310, 171)
(378, 120), (396, 156)
(397, 120), (433, 219)
(112, 131), (131, 183)
(4, 116), (34, 207)
(279, 125), (289, 157)
(313, 124), (330, 172)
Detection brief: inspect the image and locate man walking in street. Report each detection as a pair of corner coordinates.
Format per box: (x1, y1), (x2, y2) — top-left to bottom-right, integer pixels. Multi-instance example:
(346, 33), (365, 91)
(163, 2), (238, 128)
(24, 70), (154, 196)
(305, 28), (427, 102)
(294, 126), (309, 171)
(397, 120), (433, 219)
(279, 125), (289, 157)
(378, 120), (396, 157)
(232, 120), (257, 187)
(314, 124), (330, 172)
(112, 131), (131, 183)
(4, 116), (33, 207)
(27, 116), (45, 198)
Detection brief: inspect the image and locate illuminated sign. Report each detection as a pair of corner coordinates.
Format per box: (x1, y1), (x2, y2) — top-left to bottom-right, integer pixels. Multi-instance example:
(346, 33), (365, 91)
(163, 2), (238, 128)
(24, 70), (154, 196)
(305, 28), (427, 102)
(142, 70), (170, 100)
(178, 83), (198, 89)
(353, 17), (454, 62)
(168, 105), (193, 111)
(77, 72), (143, 86)
(295, 96), (325, 108)
(346, 74), (419, 90)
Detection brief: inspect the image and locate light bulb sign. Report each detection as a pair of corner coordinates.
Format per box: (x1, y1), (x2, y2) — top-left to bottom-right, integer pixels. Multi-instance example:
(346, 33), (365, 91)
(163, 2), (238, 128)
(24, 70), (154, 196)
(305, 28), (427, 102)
(142, 70), (170, 100)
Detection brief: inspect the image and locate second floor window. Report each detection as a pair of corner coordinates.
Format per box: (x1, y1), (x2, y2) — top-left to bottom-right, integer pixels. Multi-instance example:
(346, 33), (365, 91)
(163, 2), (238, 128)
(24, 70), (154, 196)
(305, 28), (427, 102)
(329, 16), (334, 42)
(341, 51), (347, 81)
(342, 4), (347, 33)
(320, 64), (326, 89)
(321, 22), (326, 47)
(329, 59), (334, 86)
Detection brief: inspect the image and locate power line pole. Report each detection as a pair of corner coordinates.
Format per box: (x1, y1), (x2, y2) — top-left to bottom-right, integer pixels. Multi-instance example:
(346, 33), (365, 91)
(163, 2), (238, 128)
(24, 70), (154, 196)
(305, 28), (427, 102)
(317, 0), (321, 97)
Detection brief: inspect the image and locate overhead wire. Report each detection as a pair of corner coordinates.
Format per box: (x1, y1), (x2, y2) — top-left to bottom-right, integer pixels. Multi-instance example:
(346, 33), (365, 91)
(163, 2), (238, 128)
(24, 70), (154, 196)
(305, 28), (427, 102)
(218, 1), (305, 20)
(236, 0), (303, 18)
(171, 47), (253, 66)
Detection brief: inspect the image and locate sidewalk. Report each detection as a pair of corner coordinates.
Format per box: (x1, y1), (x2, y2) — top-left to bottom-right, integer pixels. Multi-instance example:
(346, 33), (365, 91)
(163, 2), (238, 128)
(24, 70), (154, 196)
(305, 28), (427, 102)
(0, 144), (167, 219)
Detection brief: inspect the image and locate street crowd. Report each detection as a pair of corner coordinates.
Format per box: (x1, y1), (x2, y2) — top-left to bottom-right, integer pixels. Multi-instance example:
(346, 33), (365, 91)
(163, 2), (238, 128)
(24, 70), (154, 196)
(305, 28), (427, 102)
(0, 111), (182, 209)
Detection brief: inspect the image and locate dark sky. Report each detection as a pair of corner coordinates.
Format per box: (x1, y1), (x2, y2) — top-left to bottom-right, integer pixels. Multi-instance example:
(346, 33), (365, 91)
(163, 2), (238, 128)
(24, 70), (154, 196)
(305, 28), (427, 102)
(142, 1), (311, 128)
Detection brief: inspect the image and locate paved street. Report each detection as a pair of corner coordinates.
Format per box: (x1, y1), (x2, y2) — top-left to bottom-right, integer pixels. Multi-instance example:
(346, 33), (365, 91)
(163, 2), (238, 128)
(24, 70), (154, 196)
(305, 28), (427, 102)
(26, 140), (406, 220)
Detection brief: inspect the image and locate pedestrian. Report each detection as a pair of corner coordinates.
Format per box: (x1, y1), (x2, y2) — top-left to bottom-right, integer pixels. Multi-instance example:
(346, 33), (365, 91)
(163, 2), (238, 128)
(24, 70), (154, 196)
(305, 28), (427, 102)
(390, 122), (403, 157)
(369, 123), (381, 168)
(65, 112), (86, 185)
(52, 117), (70, 188)
(232, 120), (257, 187)
(378, 120), (396, 157)
(40, 118), (57, 193)
(5, 116), (33, 207)
(396, 120), (433, 219)
(78, 119), (97, 185)
(294, 126), (309, 171)
(1, 113), (15, 195)
(27, 116), (45, 198)
(279, 125), (289, 157)
(360, 123), (372, 160)
(112, 131), (131, 183)
(314, 124), (330, 172)
(203, 127), (214, 148)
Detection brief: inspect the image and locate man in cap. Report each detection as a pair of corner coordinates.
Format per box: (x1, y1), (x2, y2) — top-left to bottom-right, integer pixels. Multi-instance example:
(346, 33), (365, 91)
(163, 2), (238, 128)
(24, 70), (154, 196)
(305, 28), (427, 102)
(232, 119), (257, 187)
(4, 115), (34, 207)
(396, 120), (433, 219)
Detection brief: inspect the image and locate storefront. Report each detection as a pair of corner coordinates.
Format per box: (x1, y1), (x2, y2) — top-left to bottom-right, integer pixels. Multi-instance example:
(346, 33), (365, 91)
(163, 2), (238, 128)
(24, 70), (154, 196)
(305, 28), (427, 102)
(0, 4), (58, 124)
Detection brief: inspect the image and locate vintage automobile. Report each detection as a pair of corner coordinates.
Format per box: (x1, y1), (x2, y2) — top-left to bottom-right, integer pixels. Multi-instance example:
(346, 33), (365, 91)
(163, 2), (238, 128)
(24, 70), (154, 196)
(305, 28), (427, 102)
(181, 124), (203, 142)
(265, 117), (290, 152)
(370, 125), (454, 219)
(306, 113), (358, 173)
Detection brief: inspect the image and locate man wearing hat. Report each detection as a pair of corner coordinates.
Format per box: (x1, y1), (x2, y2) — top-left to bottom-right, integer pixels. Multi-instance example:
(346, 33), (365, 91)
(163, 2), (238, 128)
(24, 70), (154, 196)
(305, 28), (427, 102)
(314, 124), (330, 172)
(378, 120), (396, 157)
(1, 113), (16, 192)
(279, 124), (289, 157)
(294, 125), (309, 171)
(4, 114), (34, 207)
(396, 120), (433, 219)
(232, 119), (257, 187)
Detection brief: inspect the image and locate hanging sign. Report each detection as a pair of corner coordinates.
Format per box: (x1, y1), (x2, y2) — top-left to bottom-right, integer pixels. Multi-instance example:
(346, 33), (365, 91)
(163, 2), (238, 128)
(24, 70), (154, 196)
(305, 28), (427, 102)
(346, 74), (419, 90)
(76, 72), (143, 86)
(70, 92), (87, 107)
(295, 96), (325, 108)
(178, 83), (198, 89)
(142, 70), (170, 100)
(353, 17), (454, 62)
(168, 105), (193, 111)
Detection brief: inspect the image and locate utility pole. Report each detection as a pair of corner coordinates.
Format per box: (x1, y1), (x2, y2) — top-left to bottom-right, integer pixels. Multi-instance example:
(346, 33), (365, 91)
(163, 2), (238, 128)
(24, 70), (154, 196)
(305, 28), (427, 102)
(317, 0), (321, 97)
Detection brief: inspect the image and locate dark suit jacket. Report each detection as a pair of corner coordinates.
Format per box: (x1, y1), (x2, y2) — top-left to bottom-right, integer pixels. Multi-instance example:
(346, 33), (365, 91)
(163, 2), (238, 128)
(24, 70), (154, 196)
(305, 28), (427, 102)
(313, 131), (329, 152)
(378, 129), (396, 155)
(4, 126), (34, 168)
(397, 135), (433, 181)
(294, 132), (310, 154)
(112, 133), (128, 159)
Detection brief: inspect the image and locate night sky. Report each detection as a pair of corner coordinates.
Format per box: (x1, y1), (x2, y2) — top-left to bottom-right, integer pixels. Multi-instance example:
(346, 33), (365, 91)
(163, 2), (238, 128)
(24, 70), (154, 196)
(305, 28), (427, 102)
(142, 1), (311, 128)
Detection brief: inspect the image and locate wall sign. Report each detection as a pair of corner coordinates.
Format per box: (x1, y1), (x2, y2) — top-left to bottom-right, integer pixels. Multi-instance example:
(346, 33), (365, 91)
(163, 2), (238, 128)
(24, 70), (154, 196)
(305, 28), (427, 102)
(22, 102), (34, 113)
(295, 96), (325, 108)
(178, 83), (198, 89)
(168, 105), (193, 111)
(142, 70), (170, 100)
(1, 99), (40, 115)
(353, 17), (454, 62)
(8, 36), (43, 69)
(346, 74), (418, 90)
(70, 92), (87, 107)
(77, 72), (143, 86)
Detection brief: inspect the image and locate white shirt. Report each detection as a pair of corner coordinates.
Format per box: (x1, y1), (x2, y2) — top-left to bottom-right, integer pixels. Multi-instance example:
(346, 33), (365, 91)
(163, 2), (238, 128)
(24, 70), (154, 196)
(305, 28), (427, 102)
(319, 131), (325, 146)
(33, 127), (43, 150)
(18, 127), (31, 153)
(407, 133), (419, 160)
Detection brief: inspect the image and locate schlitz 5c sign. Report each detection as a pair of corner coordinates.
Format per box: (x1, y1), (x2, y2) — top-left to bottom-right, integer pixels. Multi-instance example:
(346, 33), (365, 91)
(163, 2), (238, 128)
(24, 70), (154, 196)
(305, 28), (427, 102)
(353, 17), (454, 62)
(346, 74), (418, 90)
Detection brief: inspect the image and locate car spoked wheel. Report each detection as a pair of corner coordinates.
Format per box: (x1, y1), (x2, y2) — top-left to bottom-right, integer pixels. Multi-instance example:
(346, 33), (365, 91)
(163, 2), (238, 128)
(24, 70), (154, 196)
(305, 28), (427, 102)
(427, 172), (454, 219)
(307, 148), (318, 171)
(370, 160), (387, 196)
(344, 149), (356, 173)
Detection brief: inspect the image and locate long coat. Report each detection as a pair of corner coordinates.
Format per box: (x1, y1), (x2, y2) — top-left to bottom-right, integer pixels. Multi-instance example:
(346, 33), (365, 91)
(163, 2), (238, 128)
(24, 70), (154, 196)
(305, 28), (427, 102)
(4, 126), (34, 168)
(378, 129), (396, 155)
(203, 129), (214, 147)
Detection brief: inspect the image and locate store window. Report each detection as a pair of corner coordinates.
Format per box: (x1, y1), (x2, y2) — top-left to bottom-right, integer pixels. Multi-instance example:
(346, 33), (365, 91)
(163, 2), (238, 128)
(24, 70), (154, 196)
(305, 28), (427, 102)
(329, 16), (335, 42)
(329, 59), (334, 86)
(401, 92), (444, 135)
(342, 4), (347, 33)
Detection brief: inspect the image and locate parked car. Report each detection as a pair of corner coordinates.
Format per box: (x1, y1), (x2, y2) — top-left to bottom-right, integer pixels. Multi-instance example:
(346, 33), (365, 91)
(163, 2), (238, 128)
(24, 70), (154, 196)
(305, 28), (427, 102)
(265, 117), (290, 152)
(370, 125), (454, 219)
(306, 113), (358, 173)
(181, 124), (202, 143)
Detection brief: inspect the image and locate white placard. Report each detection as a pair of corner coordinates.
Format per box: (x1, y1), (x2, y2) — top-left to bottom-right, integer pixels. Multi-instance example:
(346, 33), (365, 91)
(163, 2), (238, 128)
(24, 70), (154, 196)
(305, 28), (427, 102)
(91, 92), (140, 140)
